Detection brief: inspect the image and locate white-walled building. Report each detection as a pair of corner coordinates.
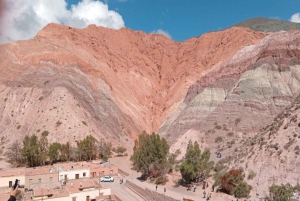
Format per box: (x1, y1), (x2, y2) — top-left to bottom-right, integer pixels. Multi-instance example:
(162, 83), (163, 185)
(0, 169), (25, 188)
(55, 162), (90, 181)
(58, 168), (90, 181)
(66, 180), (101, 201)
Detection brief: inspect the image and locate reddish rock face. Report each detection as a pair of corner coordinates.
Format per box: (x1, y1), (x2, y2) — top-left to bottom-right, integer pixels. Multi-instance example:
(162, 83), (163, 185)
(0, 23), (267, 146)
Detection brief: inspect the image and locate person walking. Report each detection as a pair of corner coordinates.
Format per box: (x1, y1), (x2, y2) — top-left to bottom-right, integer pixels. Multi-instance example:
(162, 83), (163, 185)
(156, 184), (158, 191)
(164, 187), (166, 194)
(193, 184), (196, 192)
(203, 190), (206, 198)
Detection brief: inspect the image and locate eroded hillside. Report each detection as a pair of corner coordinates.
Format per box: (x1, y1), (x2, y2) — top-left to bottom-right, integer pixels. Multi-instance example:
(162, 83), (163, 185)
(0, 23), (266, 146)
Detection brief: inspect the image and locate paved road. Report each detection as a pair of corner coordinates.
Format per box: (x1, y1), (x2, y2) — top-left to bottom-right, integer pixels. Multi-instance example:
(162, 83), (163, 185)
(100, 177), (141, 201)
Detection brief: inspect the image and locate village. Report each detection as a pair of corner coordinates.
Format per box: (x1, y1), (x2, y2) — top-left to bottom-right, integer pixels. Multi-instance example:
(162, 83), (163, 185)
(0, 157), (228, 201)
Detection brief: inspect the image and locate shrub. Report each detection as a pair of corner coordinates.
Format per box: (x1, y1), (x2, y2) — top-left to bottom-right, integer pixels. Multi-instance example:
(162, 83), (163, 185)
(82, 121), (88, 126)
(269, 143), (279, 150)
(235, 118), (241, 126)
(41, 131), (49, 137)
(284, 139), (295, 150)
(247, 170), (256, 180)
(215, 125), (222, 130)
(234, 182), (252, 198)
(227, 132), (234, 137)
(215, 137), (223, 143)
(214, 162), (226, 172)
(16, 125), (21, 130)
(56, 121), (62, 127)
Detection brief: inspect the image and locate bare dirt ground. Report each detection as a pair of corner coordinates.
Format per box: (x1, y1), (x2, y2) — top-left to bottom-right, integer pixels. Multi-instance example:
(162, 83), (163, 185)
(0, 160), (11, 169)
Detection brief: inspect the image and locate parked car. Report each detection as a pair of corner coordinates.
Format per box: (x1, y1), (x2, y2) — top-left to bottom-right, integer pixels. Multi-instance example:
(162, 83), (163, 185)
(100, 175), (114, 182)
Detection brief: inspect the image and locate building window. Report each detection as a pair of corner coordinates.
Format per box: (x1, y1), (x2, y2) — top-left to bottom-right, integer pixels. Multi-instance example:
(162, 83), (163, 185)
(50, 177), (53, 181)
(29, 179), (33, 183)
(83, 172), (86, 177)
(60, 175), (63, 180)
(38, 179), (41, 183)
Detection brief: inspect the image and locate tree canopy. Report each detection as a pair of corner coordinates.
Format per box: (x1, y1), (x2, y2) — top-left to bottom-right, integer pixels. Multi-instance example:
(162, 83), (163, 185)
(269, 183), (296, 201)
(180, 140), (214, 183)
(131, 131), (169, 178)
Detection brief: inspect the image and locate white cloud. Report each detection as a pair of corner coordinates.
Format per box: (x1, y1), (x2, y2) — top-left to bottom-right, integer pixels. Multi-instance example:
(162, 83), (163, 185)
(0, 0), (125, 44)
(290, 13), (300, 23)
(152, 29), (171, 39)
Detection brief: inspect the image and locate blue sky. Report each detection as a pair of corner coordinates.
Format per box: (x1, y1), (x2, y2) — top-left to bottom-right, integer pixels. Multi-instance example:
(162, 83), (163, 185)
(1, 0), (300, 43)
(68, 0), (300, 41)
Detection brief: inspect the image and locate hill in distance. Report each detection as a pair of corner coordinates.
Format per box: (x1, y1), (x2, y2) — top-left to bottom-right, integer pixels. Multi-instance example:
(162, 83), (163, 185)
(234, 17), (300, 32)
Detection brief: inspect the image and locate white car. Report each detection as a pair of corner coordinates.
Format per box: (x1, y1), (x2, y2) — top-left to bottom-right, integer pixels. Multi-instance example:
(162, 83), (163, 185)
(100, 176), (114, 182)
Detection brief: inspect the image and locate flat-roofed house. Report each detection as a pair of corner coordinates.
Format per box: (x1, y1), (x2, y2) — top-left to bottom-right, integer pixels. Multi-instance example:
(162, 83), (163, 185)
(55, 163), (90, 181)
(25, 166), (59, 188)
(0, 169), (25, 188)
(89, 163), (118, 178)
(66, 180), (105, 201)
(32, 186), (69, 201)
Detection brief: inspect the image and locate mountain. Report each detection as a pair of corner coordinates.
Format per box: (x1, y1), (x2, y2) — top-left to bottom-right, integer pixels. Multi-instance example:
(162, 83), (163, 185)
(221, 93), (300, 197)
(1, 19), (300, 196)
(0, 23), (266, 148)
(235, 17), (300, 32)
(160, 30), (300, 149)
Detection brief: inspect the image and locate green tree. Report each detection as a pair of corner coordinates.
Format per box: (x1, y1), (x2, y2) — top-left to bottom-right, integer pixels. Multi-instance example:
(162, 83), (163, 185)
(5, 140), (24, 167)
(131, 131), (169, 178)
(60, 142), (71, 162)
(180, 162), (197, 183)
(98, 141), (112, 159)
(39, 135), (49, 165)
(234, 182), (252, 198)
(115, 146), (127, 156)
(180, 140), (201, 183)
(269, 183), (293, 201)
(77, 135), (97, 161)
(217, 169), (252, 198)
(22, 135), (41, 167)
(48, 142), (62, 164)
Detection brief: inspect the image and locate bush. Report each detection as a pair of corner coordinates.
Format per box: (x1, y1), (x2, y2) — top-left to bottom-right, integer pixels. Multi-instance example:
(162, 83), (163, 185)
(218, 169), (251, 198)
(234, 182), (252, 198)
(56, 121), (62, 127)
(215, 125), (222, 130)
(284, 139), (295, 150)
(227, 132), (234, 137)
(247, 170), (256, 180)
(41, 131), (49, 137)
(214, 162), (226, 172)
(215, 137), (223, 143)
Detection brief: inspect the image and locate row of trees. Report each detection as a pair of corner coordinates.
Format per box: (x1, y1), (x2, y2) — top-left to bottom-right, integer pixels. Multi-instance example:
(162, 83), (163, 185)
(130, 132), (214, 184)
(130, 131), (256, 198)
(5, 134), (116, 167)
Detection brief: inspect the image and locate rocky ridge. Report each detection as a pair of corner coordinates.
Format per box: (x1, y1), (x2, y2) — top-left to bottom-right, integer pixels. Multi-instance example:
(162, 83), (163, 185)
(0, 24), (266, 147)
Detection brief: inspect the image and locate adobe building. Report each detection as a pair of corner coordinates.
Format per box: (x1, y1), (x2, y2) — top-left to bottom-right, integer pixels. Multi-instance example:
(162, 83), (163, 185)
(90, 162), (118, 178)
(0, 168), (25, 188)
(25, 166), (59, 188)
